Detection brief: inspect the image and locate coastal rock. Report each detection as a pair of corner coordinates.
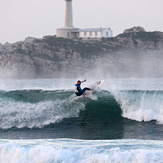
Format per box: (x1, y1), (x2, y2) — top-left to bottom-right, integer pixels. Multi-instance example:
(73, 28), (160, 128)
(124, 26), (145, 33)
(0, 27), (163, 79)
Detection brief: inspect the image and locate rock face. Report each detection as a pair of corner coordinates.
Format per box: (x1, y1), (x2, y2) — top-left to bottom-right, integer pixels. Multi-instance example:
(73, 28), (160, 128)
(124, 26), (145, 33)
(0, 27), (163, 79)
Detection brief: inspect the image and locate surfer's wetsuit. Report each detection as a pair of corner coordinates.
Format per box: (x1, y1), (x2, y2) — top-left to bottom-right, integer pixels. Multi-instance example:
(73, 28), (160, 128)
(75, 83), (91, 96)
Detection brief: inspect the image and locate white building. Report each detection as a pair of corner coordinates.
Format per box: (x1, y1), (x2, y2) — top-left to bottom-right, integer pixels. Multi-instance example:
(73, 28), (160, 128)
(78, 28), (113, 39)
(56, 0), (113, 39)
(57, 0), (79, 39)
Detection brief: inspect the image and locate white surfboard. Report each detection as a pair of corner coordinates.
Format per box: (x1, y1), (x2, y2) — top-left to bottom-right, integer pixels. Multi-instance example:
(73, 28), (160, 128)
(84, 80), (104, 96)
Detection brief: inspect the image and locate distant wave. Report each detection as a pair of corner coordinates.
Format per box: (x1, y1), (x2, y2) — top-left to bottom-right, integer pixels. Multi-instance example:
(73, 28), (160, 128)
(0, 89), (163, 130)
(0, 139), (162, 163)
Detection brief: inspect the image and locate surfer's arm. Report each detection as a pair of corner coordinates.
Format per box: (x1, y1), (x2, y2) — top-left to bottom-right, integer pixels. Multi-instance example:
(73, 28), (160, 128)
(81, 79), (86, 83)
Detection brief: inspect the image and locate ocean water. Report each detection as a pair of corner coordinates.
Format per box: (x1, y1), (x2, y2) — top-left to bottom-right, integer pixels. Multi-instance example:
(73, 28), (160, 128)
(0, 78), (163, 163)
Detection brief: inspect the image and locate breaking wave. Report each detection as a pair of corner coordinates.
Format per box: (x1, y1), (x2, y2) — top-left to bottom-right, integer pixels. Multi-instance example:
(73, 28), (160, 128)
(0, 139), (162, 163)
(0, 90), (85, 129)
(0, 88), (163, 130)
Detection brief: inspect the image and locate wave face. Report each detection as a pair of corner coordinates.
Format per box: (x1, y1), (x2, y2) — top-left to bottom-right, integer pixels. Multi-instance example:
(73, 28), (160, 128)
(0, 90), (85, 129)
(0, 139), (163, 163)
(1, 89), (163, 128)
(0, 78), (163, 140)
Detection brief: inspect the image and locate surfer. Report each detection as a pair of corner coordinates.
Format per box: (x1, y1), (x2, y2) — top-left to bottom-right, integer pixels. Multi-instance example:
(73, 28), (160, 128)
(75, 79), (91, 96)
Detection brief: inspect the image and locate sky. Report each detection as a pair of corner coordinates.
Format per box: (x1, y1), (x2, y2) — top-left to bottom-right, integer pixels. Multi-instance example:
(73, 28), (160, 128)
(0, 0), (163, 44)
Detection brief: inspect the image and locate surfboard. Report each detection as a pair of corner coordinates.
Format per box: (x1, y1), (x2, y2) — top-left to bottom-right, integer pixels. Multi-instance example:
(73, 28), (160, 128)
(84, 80), (104, 96)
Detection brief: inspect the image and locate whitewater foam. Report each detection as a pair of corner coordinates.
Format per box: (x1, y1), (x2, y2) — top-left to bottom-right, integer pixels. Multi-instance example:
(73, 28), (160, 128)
(0, 95), (85, 129)
(111, 90), (163, 124)
(0, 139), (162, 163)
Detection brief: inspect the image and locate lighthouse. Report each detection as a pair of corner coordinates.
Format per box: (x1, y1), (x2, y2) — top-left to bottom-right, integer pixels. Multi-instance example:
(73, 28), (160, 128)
(65, 0), (73, 27)
(56, 0), (79, 39)
(56, 0), (113, 39)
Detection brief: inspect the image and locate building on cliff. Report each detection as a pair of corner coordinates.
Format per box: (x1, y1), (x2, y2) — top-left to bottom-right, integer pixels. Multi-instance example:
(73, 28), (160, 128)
(56, 0), (113, 39)
(78, 28), (112, 39)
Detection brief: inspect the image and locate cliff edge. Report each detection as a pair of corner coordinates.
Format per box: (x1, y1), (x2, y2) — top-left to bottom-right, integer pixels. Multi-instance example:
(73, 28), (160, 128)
(0, 27), (163, 79)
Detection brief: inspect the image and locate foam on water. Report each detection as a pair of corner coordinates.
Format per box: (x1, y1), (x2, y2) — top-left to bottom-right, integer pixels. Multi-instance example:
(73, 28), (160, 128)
(0, 95), (85, 129)
(0, 139), (162, 163)
(103, 78), (163, 124)
(111, 90), (163, 124)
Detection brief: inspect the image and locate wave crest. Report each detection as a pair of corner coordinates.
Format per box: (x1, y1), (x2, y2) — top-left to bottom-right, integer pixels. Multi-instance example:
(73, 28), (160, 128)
(0, 88), (163, 130)
(112, 90), (163, 124)
(0, 94), (85, 129)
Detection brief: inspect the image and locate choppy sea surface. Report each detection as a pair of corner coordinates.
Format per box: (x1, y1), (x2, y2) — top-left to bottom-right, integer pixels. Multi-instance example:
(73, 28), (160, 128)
(0, 78), (163, 163)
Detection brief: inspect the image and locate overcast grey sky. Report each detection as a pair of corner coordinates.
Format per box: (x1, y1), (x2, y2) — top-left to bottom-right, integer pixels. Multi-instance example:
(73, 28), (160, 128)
(0, 0), (162, 43)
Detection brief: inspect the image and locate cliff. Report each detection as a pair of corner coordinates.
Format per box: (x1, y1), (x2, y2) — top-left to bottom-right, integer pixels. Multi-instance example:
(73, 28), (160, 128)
(0, 27), (163, 79)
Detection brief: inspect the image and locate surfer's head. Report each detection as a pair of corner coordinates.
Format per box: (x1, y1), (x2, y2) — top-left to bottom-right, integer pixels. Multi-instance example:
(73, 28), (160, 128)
(77, 80), (81, 85)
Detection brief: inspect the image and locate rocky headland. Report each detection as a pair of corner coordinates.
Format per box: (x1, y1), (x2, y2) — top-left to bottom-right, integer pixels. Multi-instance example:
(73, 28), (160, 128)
(0, 27), (163, 79)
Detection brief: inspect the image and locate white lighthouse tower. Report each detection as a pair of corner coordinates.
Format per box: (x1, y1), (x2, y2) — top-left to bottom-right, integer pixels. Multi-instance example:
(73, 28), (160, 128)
(65, 0), (73, 27)
(57, 0), (79, 39)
